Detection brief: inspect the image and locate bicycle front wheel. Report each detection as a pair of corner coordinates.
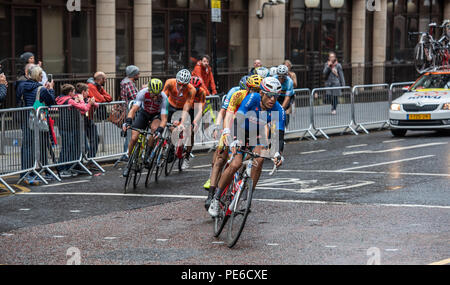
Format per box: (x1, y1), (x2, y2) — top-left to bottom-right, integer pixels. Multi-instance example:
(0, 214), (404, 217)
(227, 177), (253, 248)
(155, 143), (167, 182)
(213, 186), (232, 238)
(124, 145), (139, 193)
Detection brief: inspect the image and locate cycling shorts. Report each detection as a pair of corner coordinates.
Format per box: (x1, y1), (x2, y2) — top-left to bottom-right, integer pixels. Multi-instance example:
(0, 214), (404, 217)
(132, 109), (160, 130)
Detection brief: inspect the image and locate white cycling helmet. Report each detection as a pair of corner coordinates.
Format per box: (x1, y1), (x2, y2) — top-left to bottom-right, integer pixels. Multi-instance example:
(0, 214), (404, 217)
(256, 66), (270, 78)
(176, 69), (191, 84)
(260, 77), (282, 94)
(276, 64), (289, 76)
(269, 66), (278, 77)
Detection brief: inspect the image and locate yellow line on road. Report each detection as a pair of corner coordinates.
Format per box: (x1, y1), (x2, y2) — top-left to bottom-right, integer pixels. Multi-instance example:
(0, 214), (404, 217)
(429, 258), (450, 265)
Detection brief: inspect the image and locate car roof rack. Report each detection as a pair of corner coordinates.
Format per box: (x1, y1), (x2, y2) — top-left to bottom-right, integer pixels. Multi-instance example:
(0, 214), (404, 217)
(420, 65), (450, 74)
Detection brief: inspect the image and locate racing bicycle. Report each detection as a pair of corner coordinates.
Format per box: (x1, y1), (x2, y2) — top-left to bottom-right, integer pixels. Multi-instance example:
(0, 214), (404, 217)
(213, 149), (278, 248)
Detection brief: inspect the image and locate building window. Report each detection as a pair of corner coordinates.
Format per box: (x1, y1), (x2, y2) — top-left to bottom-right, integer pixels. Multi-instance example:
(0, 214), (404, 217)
(152, 0), (248, 74)
(116, 0), (134, 73)
(387, 0), (444, 64)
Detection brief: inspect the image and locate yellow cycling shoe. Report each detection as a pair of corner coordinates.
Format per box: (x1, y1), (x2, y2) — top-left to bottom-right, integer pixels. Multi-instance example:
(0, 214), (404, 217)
(203, 178), (211, 190)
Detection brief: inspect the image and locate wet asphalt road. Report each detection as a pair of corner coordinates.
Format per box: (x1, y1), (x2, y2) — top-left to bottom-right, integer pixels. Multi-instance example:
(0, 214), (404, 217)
(0, 130), (449, 265)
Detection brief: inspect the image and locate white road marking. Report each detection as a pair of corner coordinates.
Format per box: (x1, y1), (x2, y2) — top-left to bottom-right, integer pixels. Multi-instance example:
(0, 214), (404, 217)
(325, 245), (337, 248)
(52, 235), (65, 238)
(17, 192), (450, 209)
(337, 155), (435, 171)
(343, 142), (447, 155)
(267, 243), (279, 246)
(345, 144), (368, 148)
(70, 210), (81, 213)
(156, 239), (169, 242)
(308, 219), (320, 222)
(192, 164), (211, 169)
(41, 180), (91, 188)
(1, 233), (14, 236)
(383, 139), (405, 143)
(301, 149), (327, 155)
(385, 249), (399, 252)
(257, 180), (375, 194)
(19, 208), (30, 211)
(212, 241), (224, 244)
(104, 237), (117, 240)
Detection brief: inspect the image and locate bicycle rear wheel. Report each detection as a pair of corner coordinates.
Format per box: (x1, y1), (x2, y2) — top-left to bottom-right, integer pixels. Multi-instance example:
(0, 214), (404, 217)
(227, 177), (253, 248)
(213, 186), (232, 237)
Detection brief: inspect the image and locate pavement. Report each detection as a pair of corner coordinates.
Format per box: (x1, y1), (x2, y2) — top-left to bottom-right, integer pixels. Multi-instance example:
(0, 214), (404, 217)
(0, 129), (449, 265)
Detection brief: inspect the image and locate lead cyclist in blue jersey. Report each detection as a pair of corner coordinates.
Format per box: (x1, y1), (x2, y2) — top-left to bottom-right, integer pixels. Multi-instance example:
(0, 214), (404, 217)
(208, 77), (285, 217)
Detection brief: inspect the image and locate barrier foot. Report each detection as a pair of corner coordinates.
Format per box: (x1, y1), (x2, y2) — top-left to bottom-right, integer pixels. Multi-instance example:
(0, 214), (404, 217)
(33, 169), (48, 185)
(87, 159), (105, 173)
(348, 125), (359, 136)
(304, 129), (317, 141)
(0, 177), (15, 194)
(356, 124), (370, 134)
(379, 122), (389, 130)
(77, 161), (93, 176)
(42, 167), (62, 182)
(315, 129), (330, 140)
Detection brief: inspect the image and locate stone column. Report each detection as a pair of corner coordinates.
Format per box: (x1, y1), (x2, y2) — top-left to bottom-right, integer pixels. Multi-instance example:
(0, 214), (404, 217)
(134, 0), (152, 75)
(248, 0), (286, 68)
(351, 0), (366, 85)
(372, 0), (387, 84)
(96, 0), (116, 73)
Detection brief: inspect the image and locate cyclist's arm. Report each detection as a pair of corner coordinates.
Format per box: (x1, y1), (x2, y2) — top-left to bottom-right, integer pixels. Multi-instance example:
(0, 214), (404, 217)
(159, 92), (169, 129)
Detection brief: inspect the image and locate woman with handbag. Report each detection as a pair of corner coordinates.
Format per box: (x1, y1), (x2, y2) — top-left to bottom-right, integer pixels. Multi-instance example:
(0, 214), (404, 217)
(323, 52), (345, 115)
(18, 66), (55, 185)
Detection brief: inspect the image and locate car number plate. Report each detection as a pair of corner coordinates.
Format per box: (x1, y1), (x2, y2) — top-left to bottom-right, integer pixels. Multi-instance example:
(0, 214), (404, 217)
(407, 114), (431, 120)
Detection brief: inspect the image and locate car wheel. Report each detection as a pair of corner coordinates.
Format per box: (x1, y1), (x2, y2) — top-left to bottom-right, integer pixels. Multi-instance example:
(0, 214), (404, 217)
(391, 129), (407, 137)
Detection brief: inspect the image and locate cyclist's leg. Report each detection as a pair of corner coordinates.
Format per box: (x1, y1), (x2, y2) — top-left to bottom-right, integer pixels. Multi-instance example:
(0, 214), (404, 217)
(205, 146), (228, 208)
(147, 117), (161, 148)
(249, 145), (265, 191)
(215, 152), (243, 199)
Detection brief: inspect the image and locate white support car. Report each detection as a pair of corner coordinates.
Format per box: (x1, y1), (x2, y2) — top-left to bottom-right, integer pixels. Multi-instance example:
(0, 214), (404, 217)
(389, 71), (450, 137)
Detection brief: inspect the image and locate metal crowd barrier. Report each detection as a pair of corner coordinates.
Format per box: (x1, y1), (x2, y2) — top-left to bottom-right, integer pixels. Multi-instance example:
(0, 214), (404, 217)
(389, 81), (415, 103)
(196, 95), (222, 146)
(311, 86), (356, 139)
(0, 107), (36, 193)
(352, 84), (390, 134)
(286, 88), (316, 140)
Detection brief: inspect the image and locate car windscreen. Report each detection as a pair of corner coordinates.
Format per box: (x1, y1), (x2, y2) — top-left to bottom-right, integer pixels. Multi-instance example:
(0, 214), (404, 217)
(411, 74), (450, 90)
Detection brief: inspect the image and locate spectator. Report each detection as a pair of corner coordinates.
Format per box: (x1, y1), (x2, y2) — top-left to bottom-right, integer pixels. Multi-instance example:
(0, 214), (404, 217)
(284, 59), (298, 88)
(15, 63), (35, 107)
(192, 55), (217, 95)
(77, 82), (99, 158)
(19, 66), (56, 185)
(87, 71), (112, 103)
(323, 52), (345, 115)
(120, 65), (140, 157)
(56, 84), (96, 178)
(20, 52), (48, 85)
(0, 73), (7, 104)
(249, 59), (262, 75)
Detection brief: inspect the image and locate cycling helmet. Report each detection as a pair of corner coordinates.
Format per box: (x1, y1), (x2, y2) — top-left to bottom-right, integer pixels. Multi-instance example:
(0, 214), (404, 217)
(239, 75), (249, 90)
(260, 77), (282, 95)
(246, 74), (263, 89)
(176, 69), (191, 84)
(269, 66), (278, 77)
(276, 64), (289, 76)
(190, 76), (203, 89)
(256, 66), (270, 78)
(149, 78), (163, 94)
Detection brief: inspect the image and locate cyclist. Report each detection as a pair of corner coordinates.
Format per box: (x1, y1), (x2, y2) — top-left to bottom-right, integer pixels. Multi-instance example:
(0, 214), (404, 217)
(273, 64), (294, 127)
(202, 75), (248, 191)
(184, 76), (208, 170)
(256, 66), (270, 78)
(204, 74), (263, 210)
(269, 66), (278, 77)
(122, 78), (168, 177)
(163, 69), (196, 167)
(208, 76), (285, 217)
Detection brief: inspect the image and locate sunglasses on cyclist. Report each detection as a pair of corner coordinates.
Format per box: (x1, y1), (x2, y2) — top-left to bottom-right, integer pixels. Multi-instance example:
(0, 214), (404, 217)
(262, 91), (280, 98)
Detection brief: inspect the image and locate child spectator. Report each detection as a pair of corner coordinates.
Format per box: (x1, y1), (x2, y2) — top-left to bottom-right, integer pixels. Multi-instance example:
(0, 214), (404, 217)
(56, 84), (96, 177)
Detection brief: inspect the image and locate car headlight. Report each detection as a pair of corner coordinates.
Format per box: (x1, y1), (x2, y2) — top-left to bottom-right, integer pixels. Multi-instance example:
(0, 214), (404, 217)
(442, 103), (450, 110)
(390, 103), (401, 111)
